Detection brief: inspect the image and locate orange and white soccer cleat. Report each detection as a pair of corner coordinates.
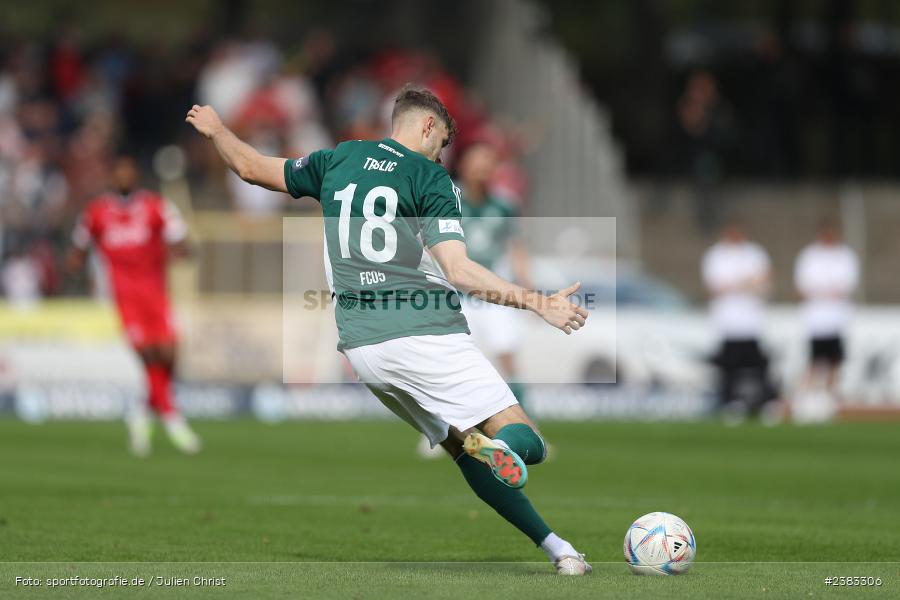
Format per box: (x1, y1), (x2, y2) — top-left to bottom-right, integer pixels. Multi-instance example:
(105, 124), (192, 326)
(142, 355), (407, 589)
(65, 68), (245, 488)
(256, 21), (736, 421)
(463, 432), (527, 488)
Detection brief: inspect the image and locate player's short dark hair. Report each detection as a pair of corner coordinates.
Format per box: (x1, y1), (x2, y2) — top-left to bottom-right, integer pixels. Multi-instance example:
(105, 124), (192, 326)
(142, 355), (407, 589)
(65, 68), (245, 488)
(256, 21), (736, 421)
(392, 84), (457, 147)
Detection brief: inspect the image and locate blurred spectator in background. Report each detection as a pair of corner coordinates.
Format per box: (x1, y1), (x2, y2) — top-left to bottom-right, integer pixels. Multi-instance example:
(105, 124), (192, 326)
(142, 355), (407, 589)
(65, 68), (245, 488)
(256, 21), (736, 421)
(196, 39), (280, 124)
(224, 57), (332, 216)
(197, 38), (287, 216)
(0, 139), (68, 305)
(676, 70), (734, 232)
(794, 220), (859, 399)
(0, 24), (525, 299)
(0, 31), (118, 305)
(702, 222), (775, 420)
(329, 64), (383, 142)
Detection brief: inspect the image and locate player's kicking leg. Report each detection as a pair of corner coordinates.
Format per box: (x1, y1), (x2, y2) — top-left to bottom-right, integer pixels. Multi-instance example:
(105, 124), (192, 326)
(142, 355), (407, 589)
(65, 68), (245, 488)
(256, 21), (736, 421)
(442, 405), (592, 576)
(346, 333), (588, 574)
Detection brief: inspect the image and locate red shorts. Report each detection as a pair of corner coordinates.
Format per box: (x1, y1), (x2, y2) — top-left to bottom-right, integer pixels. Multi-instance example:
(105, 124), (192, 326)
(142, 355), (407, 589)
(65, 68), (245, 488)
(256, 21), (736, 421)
(116, 293), (176, 348)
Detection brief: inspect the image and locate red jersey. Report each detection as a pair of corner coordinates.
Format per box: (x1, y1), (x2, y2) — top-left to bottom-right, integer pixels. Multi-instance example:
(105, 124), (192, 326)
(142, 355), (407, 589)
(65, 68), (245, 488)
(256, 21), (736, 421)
(73, 190), (187, 347)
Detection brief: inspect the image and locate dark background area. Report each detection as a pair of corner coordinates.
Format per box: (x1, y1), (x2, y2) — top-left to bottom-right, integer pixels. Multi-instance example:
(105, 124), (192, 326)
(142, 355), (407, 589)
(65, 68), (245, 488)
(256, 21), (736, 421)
(7, 0), (899, 179)
(0, 0), (483, 164)
(537, 0), (900, 178)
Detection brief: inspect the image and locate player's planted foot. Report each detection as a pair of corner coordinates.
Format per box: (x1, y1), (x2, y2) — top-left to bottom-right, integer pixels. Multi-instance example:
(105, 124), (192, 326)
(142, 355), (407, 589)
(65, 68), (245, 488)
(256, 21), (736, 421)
(541, 532), (591, 575)
(463, 432), (527, 488)
(554, 554), (593, 576)
(163, 415), (202, 454)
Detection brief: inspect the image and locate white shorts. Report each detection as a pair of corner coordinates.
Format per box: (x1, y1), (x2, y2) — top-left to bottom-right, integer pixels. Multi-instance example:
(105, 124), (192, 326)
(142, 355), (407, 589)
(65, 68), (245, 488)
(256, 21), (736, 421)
(461, 296), (523, 356)
(343, 333), (518, 447)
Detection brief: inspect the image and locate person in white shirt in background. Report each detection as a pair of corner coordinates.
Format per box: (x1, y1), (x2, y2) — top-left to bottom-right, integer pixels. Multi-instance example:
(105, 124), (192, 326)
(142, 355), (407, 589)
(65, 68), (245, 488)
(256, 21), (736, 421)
(702, 222), (775, 420)
(794, 221), (859, 399)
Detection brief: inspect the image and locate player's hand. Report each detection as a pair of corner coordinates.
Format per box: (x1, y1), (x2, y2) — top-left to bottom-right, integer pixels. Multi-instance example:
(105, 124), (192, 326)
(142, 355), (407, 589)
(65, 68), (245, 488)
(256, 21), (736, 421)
(185, 104), (224, 138)
(537, 282), (588, 335)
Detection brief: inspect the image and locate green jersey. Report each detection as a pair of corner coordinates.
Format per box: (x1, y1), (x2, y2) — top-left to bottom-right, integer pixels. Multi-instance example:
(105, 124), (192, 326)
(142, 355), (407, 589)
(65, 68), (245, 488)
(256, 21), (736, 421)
(284, 138), (470, 350)
(460, 192), (519, 271)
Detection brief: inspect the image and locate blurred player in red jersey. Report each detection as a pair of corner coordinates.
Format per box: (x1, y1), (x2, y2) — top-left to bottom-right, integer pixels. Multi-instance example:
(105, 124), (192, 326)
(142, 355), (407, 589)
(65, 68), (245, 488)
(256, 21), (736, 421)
(68, 154), (201, 456)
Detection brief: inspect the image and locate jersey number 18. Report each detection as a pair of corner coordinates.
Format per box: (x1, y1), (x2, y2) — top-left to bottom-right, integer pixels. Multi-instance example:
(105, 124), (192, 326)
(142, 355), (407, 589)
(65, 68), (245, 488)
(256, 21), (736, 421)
(335, 183), (398, 263)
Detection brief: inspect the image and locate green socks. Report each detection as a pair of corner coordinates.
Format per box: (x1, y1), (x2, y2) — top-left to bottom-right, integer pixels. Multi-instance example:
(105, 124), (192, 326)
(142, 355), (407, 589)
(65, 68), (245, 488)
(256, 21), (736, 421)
(455, 453), (552, 545)
(453, 423), (551, 545)
(495, 423), (546, 465)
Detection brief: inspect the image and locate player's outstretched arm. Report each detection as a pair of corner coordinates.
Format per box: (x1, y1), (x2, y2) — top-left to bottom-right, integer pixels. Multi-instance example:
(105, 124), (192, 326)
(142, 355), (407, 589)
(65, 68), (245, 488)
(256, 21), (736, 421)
(430, 240), (587, 335)
(185, 105), (287, 193)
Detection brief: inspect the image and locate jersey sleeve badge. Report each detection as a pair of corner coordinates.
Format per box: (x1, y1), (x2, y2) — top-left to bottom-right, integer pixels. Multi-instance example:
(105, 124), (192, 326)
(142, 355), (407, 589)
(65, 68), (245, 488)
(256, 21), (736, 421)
(438, 219), (465, 236)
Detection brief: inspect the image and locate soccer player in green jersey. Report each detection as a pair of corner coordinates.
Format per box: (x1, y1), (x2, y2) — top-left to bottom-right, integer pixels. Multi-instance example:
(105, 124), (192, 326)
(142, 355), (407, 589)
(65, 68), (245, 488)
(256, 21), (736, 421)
(186, 86), (591, 575)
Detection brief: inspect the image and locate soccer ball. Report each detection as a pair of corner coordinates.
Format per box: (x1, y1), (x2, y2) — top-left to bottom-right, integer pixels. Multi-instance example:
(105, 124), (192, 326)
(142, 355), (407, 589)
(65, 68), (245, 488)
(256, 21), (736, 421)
(623, 512), (696, 575)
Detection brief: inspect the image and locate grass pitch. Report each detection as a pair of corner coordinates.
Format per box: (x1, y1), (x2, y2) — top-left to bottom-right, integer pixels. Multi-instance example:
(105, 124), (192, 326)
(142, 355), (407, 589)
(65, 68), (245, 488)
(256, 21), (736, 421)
(1, 418), (898, 598)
